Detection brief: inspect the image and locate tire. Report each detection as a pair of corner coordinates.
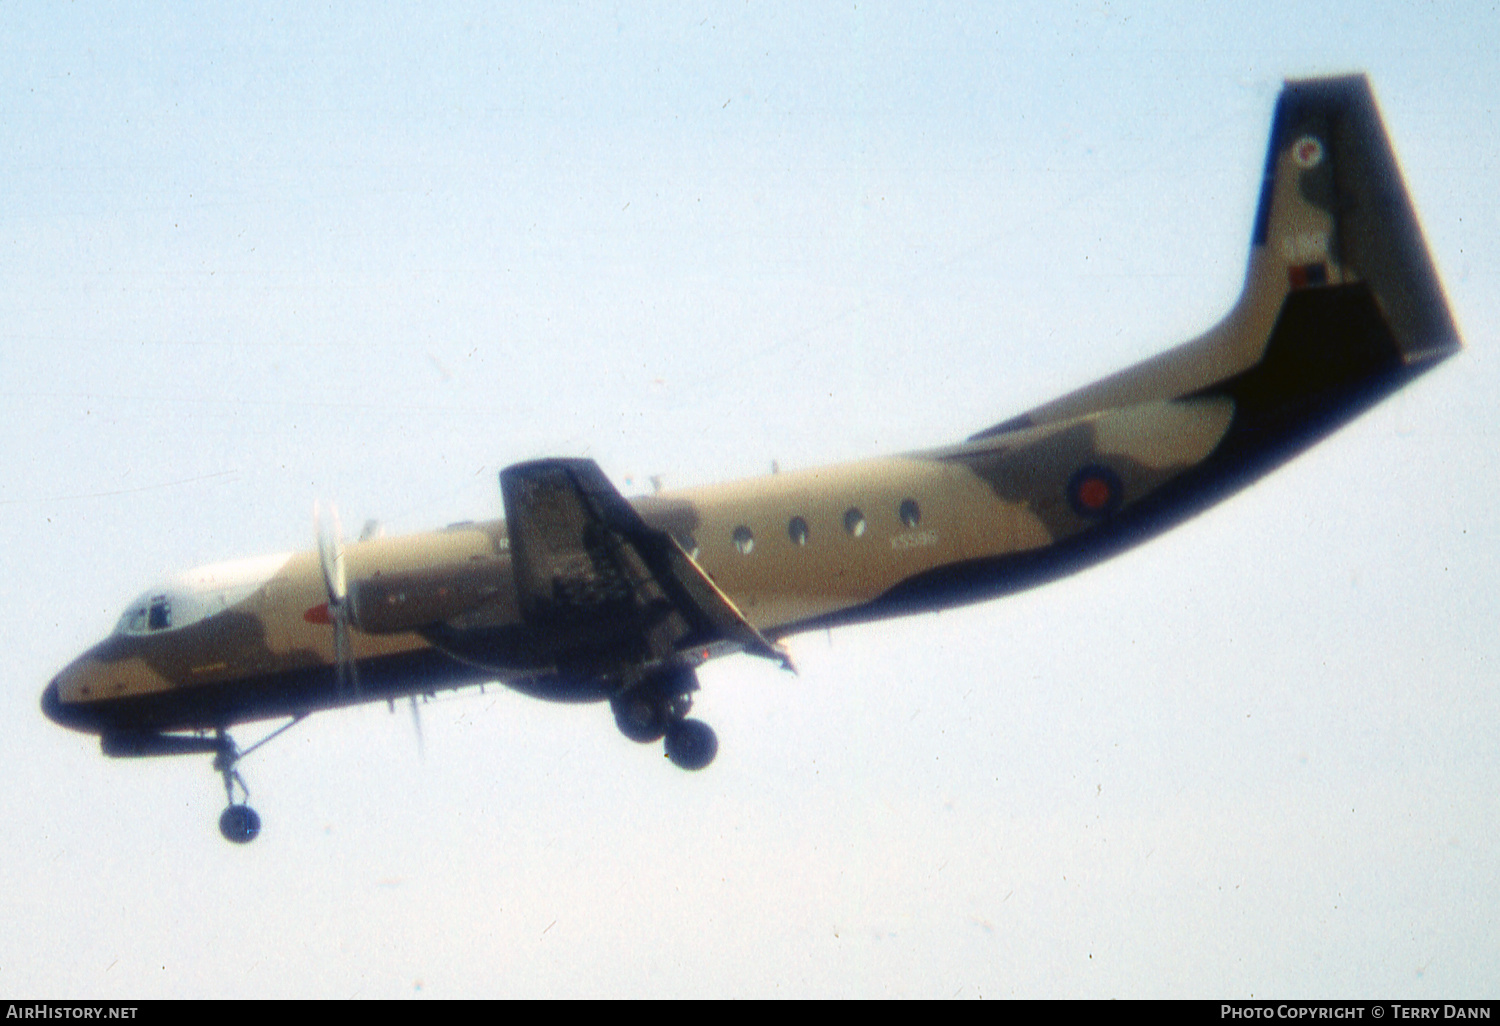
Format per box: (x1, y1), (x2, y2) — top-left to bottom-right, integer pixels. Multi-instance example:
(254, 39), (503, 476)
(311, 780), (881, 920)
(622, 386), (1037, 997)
(664, 719), (718, 771)
(219, 804), (261, 844)
(612, 693), (667, 743)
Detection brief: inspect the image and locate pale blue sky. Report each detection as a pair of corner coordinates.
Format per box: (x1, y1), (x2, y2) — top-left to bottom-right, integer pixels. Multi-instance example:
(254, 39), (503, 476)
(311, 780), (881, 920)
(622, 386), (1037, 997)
(3, 2), (1496, 997)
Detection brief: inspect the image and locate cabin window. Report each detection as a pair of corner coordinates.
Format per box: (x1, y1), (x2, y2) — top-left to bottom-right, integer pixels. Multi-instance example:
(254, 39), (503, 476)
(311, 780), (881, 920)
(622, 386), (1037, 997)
(899, 499), (921, 528)
(675, 531), (700, 560)
(843, 508), (867, 538)
(788, 517), (809, 546)
(732, 526), (755, 555)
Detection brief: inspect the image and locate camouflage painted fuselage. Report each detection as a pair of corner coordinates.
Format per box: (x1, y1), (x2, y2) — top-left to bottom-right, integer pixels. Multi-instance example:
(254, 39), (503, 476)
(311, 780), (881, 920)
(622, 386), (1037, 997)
(43, 75), (1461, 742)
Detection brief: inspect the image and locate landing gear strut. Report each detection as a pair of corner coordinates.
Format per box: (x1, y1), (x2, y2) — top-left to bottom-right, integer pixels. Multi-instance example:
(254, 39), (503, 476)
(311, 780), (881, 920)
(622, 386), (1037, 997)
(208, 716), (303, 844)
(610, 667), (719, 771)
(213, 731), (260, 844)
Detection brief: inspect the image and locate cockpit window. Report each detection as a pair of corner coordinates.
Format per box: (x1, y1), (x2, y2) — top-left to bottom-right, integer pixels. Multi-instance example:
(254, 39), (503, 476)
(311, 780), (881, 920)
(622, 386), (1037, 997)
(112, 551), (294, 637)
(116, 592), (188, 635)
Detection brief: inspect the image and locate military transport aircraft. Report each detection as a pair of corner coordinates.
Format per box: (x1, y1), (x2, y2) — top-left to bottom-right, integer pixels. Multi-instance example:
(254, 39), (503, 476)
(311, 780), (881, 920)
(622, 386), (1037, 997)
(43, 75), (1461, 843)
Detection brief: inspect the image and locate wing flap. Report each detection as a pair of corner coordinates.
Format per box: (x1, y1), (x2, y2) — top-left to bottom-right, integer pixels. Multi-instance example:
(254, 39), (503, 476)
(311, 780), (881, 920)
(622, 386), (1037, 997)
(500, 459), (793, 671)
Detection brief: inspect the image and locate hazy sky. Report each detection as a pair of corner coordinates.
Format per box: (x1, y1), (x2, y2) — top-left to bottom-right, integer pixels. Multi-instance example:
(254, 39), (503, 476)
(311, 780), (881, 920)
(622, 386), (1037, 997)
(3, 2), (1496, 998)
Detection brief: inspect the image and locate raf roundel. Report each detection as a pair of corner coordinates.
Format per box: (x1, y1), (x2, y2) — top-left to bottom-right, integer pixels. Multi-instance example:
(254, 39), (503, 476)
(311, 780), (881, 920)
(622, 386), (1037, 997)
(1292, 135), (1324, 169)
(1067, 465), (1124, 520)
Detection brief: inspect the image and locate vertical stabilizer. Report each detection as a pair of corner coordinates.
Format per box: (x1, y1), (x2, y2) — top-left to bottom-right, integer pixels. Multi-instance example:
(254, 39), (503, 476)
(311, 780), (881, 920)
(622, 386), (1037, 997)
(976, 75), (1460, 439)
(1247, 74), (1459, 363)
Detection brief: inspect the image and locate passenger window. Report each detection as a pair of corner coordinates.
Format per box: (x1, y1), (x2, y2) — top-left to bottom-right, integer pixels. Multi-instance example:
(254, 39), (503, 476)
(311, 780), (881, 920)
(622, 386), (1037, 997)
(675, 531), (700, 559)
(844, 508), (867, 538)
(733, 526), (755, 555)
(899, 499), (921, 528)
(788, 517), (809, 546)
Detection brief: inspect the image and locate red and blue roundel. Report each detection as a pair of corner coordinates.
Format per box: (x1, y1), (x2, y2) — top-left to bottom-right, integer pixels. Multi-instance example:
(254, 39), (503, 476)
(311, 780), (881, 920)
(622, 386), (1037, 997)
(1066, 464), (1124, 519)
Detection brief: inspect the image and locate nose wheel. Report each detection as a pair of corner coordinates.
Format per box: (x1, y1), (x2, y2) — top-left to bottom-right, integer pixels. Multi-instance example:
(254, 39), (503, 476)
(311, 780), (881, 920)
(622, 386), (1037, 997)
(218, 803), (261, 843)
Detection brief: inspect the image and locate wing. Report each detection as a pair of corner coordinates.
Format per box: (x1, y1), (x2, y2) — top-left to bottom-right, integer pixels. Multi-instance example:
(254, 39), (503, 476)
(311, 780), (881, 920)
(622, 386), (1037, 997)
(500, 458), (794, 673)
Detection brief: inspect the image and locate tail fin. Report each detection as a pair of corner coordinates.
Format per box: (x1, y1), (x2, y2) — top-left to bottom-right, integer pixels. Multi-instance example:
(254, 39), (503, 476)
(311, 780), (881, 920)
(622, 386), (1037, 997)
(1246, 74), (1459, 362)
(974, 74), (1460, 438)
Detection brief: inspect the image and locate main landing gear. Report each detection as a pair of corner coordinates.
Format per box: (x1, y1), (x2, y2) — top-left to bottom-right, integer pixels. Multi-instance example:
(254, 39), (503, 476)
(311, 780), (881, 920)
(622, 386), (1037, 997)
(610, 667), (719, 771)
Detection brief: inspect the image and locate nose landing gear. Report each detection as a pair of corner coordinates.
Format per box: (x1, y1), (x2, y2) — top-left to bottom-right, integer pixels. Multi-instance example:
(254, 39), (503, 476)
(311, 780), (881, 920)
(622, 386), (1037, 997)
(212, 732), (260, 844)
(207, 715), (304, 844)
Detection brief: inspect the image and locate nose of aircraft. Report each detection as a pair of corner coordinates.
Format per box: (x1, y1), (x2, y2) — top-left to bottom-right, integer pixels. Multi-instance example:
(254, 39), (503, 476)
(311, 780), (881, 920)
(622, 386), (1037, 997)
(41, 677), (65, 725)
(41, 670), (96, 732)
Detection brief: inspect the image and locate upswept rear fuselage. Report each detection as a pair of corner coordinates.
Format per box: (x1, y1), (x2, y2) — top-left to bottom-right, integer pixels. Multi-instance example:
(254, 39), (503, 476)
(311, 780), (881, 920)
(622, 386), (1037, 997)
(43, 75), (1462, 753)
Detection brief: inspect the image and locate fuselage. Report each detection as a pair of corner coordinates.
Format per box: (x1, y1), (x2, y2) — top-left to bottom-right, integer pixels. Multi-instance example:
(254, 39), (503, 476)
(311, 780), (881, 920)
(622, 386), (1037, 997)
(42, 75), (1463, 749)
(43, 389), (1248, 735)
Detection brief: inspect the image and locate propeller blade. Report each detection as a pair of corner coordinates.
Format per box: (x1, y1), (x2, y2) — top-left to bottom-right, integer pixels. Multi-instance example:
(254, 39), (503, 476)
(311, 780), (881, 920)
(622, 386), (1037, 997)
(334, 615), (360, 697)
(314, 501), (347, 605)
(409, 695), (425, 761)
(314, 501), (359, 698)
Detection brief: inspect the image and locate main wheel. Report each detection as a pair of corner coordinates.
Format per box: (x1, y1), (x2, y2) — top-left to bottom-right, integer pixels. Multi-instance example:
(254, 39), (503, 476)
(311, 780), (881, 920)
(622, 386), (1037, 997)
(219, 804), (262, 844)
(612, 692), (667, 743)
(664, 718), (718, 771)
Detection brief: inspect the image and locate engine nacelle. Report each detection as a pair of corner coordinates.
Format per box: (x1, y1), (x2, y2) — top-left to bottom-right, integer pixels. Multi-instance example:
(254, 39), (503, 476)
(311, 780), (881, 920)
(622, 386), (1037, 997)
(344, 524), (516, 635)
